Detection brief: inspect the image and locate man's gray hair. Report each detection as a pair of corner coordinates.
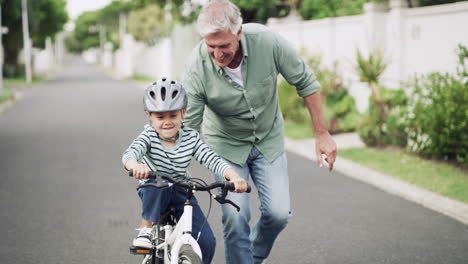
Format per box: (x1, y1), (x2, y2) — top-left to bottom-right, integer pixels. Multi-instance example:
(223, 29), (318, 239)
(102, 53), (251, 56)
(197, 0), (243, 37)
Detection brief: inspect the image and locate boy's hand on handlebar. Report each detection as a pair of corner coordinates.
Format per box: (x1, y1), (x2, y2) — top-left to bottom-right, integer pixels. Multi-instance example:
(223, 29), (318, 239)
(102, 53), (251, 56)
(125, 160), (150, 179)
(224, 168), (248, 193)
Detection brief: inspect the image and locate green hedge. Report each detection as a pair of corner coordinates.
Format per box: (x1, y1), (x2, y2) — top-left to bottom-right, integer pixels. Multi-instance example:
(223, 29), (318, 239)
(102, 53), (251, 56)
(405, 72), (467, 164)
(403, 45), (468, 164)
(357, 87), (408, 147)
(0, 89), (14, 104)
(279, 78), (360, 134)
(279, 53), (361, 134)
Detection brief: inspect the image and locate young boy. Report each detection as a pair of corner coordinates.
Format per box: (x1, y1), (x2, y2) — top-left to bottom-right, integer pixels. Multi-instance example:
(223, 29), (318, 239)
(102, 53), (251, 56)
(122, 78), (247, 264)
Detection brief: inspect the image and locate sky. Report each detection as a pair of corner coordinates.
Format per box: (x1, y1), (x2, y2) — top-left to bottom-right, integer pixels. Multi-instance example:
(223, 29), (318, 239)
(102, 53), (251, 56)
(65, 0), (209, 20)
(64, 0), (208, 30)
(66, 0), (113, 20)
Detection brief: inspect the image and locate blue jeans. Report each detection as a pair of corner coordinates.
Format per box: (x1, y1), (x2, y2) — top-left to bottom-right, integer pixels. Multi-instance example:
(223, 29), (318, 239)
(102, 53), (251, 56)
(139, 182), (216, 264)
(221, 147), (291, 264)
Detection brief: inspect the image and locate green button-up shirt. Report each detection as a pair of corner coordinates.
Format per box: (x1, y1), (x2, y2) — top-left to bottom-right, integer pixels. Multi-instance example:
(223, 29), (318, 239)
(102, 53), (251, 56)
(181, 23), (320, 166)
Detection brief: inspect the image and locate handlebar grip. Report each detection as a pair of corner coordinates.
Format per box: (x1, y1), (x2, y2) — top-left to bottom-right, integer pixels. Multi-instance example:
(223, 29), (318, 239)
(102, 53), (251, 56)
(128, 170), (157, 178)
(226, 182), (252, 193)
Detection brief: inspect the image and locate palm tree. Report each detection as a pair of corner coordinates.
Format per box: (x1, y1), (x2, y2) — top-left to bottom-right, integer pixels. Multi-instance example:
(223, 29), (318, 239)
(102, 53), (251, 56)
(355, 48), (388, 117)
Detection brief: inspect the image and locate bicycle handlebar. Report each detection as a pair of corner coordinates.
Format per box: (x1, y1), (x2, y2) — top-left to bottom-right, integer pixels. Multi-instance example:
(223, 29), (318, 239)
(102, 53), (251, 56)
(129, 170), (251, 192)
(128, 170), (251, 211)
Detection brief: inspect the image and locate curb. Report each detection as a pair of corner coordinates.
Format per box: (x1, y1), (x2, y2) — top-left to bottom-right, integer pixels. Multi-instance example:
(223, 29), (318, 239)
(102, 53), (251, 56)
(285, 138), (468, 225)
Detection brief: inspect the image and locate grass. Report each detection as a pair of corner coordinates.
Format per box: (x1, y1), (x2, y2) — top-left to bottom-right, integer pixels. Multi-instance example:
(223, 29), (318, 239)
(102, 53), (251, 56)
(1, 76), (47, 106)
(284, 119), (315, 139)
(340, 147), (468, 203)
(284, 118), (468, 203)
(128, 74), (155, 83)
(0, 88), (14, 104)
(4, 76), (46, 86)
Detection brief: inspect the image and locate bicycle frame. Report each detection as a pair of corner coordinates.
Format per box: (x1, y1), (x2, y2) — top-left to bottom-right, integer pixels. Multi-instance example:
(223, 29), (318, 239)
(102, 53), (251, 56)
(139, 203), (202, 264)
(130, 171), (250, 264)
(163, 203), (202, 264)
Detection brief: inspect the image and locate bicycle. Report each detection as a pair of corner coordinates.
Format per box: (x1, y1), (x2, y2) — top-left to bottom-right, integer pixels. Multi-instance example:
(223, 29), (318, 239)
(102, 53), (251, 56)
(128, 171), (251, 264)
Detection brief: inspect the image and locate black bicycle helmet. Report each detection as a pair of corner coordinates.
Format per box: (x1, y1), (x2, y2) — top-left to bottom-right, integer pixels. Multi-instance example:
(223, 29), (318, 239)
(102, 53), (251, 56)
(143, 78), (188, 112)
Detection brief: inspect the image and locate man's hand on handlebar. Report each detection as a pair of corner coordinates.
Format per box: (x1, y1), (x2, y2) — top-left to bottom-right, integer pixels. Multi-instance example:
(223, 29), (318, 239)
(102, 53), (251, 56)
(224, 168), (248, 193)
(125, 160), (150, 179)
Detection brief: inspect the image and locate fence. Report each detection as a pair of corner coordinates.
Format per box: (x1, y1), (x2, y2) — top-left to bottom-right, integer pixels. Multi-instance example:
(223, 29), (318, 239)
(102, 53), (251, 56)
(267, 0), (468, 111)
(113, 24), (200, 81)
(107, 0), (468, 112)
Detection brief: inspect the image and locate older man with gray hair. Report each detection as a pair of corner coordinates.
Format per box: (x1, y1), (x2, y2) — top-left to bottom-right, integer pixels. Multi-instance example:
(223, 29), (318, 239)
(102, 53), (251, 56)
(182, 0), (337, 263)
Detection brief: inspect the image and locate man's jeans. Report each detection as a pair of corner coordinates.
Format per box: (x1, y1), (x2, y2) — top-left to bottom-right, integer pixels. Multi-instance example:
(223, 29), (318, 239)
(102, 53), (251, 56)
(221, 147), (291, 264)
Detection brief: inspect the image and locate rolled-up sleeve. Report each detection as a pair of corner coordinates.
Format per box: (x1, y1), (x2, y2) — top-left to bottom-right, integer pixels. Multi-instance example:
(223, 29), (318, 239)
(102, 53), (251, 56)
(273, 33), (321, 97)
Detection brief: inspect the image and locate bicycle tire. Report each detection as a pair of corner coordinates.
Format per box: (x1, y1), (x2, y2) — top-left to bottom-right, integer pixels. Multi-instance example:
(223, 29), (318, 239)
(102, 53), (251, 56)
(177, 244), (202, 264)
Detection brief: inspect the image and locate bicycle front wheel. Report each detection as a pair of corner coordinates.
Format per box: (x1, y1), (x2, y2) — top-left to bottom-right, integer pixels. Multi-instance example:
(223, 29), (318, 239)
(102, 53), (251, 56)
(177, 244), (202, 264)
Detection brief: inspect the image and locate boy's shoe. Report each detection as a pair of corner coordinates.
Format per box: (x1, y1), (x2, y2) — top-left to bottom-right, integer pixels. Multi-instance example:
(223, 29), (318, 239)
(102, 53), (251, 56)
(133, 227), (153, 248)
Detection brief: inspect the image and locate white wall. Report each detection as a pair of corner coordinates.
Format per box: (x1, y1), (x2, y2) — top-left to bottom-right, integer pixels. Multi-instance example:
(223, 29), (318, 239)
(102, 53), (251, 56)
(33, 37), (54, 75)
(171, 24), (201, 79)
(133, 38), (172, 79)
(113, 24), (200, 80)
(106, 0), (468, 112)
(267, 0), (468, 111)
(402, 3), (468, 78)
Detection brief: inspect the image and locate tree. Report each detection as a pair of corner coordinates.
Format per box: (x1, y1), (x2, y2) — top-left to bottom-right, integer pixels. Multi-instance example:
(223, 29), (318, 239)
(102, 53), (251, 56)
(355, 48), (387, 117)
(66, 1), (135, 53)
(66, 0), (203, 53)
(298, 0), (368, 20)
(132, 0), (201, 24)
(127, 4), (168, 45)
(232, 0), (279, 23)
(29, 0), (68, 48)
(69, 11), (101, 53)
(97, 0), (134, 47)
(1, 0), (68, 77)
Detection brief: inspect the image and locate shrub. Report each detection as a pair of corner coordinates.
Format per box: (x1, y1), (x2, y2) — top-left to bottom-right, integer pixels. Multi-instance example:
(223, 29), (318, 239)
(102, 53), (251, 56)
(279, 77), (361, 134)
(0, 89), (14, 104)
(357, 87), (408, 146)
(304, 53), (361, 133)
(279, 52), (361, 135)
(403, 45), (468, 165)
(382, 88), (408, 146)
(326, 87), (361, 133)
(405, 72), (468, 164)
(278, 79), (309, 123)
(357, 105), (383, 146)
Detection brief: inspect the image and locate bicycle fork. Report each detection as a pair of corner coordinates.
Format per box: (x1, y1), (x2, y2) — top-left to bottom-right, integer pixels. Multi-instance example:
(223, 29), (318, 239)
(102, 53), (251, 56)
(165, 203), (203, 264)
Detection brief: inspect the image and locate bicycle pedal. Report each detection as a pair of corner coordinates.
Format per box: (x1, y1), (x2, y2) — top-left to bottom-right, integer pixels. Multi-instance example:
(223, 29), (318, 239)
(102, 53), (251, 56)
(129, 245), (153, 255)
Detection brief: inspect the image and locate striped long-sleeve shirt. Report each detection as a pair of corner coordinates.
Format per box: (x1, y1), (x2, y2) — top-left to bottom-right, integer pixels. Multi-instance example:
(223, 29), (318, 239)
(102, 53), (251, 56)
(122, 125), (231, 182)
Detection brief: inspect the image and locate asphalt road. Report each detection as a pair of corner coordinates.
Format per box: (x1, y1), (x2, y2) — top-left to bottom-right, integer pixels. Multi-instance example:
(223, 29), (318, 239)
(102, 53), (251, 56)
(0, 56), (467, 264)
